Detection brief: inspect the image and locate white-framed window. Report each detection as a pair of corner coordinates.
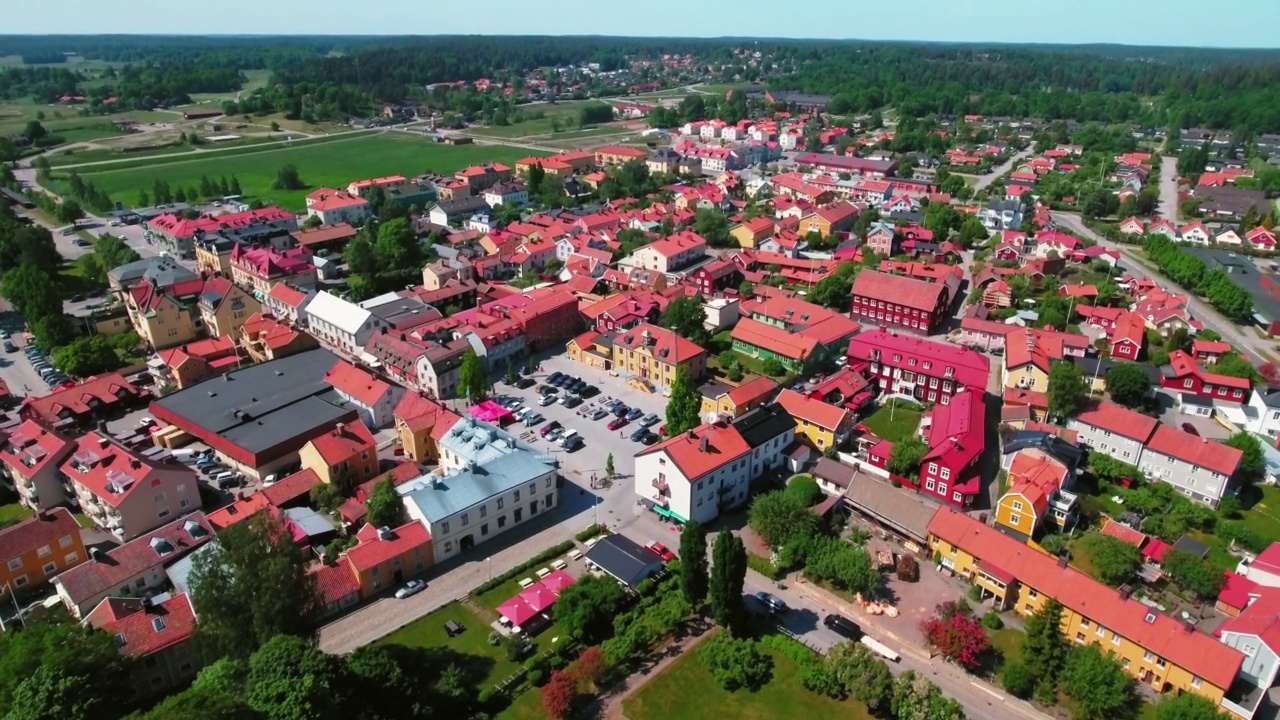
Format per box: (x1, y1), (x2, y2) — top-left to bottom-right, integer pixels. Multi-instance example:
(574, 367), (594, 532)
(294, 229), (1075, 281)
(925, 479), (936, 491)
(1012, 500), (1024, 512)
(940, 468), (951, 480)
(1010, 514), (1021, 526)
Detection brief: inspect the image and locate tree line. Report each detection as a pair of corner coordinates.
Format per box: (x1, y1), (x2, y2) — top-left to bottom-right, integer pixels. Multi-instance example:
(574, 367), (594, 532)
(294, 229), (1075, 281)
(1142, 234), (1254, 322)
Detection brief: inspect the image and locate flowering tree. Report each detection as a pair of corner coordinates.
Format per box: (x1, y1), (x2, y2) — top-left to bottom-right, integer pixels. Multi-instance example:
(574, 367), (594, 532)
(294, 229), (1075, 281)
(568, 645), (607, 688)
(920, 613), (989, 672)
(541, 670), (578, 720)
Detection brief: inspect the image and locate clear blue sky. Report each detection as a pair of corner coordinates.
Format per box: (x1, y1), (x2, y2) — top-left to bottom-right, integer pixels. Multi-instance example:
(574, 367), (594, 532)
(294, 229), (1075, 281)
(8, 0), (1280, 48)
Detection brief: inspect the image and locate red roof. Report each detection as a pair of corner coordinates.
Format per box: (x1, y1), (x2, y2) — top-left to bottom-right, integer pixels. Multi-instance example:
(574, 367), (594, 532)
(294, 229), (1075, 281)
(1216, 590), (1280, 656)
(61, 433), (188, 509)
(635, 422), (751, 481)
(312, 561), (360, 607)
(0, 507), (80, 566)
(776, 389), (847, 431)
(1101, 520), (1147, 547)
(85, 593), (196, 657)
(731, 317), (818, 361)
(23, 373), (138, 424)
(727, 375), (778, 406)
(207, 493), (271, 532)
(1192, 340), (1232, 356)
(394, 392), (452, 434)
(1146, 424), (1242, 477)
(1216, 571), (1259, 612)
(613, 323), (706, 365)
(848, 327), (990, 390)
(0, 420), (72, 479)
(921, 388), (985, 473)
(307, 421), (376, 467)
(1073, 401), (1158, 442)
(260, 468), (322, 507)
(325, 360), (393, 408)
(267, 282), (309, 308)
(1166, 350), (1251, 392)
(851, 270), (948, 312)
(306, 188), (368, 211)
(928, 508), (1243, 690)
(344, 521), (431, 573)
(1005, 449), (1067, 515)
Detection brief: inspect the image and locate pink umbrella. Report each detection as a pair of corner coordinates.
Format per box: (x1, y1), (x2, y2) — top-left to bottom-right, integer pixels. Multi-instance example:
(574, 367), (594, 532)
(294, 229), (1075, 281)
(497, 597), (538, 627)
(542, 570), (577, 595)
(519, 583), (559, 613)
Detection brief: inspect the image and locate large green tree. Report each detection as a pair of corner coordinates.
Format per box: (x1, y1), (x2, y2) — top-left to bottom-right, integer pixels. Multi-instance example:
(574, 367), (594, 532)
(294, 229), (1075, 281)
(188, 512), (320, 660)
(1224, 431), (1264, 483)
(1061, 644), (1137, 720)
(1047, 360), (1087, 420)
(665, 365), (701, 436)
(457, 349), (492, 403)
(1079, 533), (1141, 586)
(554, 574), (628, 644)
(364, 477), (406, 529)
(1021, 598), (1069, 684)
(1161, 549), (1226, 601)
(709, 531), (747, 631)
(246, 635), (349, 720)
(679, 519), (709, 607)
(1105, 363), (1152, 408)
(93, 234), (141, 271)
(748, 489), (818, 549)
(1151, 692), (1231, 720)
(0, 613), (133, 720)
(660, 296), (709, 345)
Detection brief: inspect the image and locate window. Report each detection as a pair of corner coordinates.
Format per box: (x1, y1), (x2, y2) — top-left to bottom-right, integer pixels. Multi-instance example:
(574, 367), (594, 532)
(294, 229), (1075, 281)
(1028, 589), (1038, 599)
(497, 516), (507, 528)
(545, 477), (552, 488)
(928, 463), (939, 475)
(13, 575), (27, 587)
(938, 483), (947, 495)
(441, 521), (450, 534)
(497, 498), (504, 510)
(1096, 624), (1105, 636)
(36, 545), (51, 558)
(1080, 619), (1090, 628)
(1156, 658), (1166, 669)
(1010, 514), (1021, 526)
(180, 499), (189, 509)
(1012, 500), (1024, 512)
(5, 558), (20, 571)
(925, 478), (935, 491)
(59, 535), (73, 549)
(158, 508), (170, 519)
(481, 523), (489, 536)
(1143, 651), (1155, 662)
(545, 494), (553, 508)
(41, 561), (56, 575)
(64, 552), (78, 564)
(480, 505), (487, 518)
(1075, 632), (1085, 644)
(444, 540), (453, 553)
(940, 467), (951, 480)
(461, 513), (469, 527)
(1184, 378), (1194, 388)
(514, 489), (521, 501)
(1192, 676), (1202, 689)
(952, 492), (962, 502)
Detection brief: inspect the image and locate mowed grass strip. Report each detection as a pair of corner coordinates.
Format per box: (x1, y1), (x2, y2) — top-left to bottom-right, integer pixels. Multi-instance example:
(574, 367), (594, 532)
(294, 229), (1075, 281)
(75, 133), (546, 211)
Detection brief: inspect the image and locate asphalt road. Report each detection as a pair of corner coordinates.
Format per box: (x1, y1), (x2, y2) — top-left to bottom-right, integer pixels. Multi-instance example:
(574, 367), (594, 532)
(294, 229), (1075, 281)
(1158, 154), (1179, 219)
(973, 148), (1034, 191)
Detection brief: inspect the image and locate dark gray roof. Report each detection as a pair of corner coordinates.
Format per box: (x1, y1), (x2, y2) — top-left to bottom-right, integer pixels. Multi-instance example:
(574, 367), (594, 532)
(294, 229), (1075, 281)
(813, 456), (855, 489)
(841, 469), (939, 544)
(1002, 431), (1083, 470)
(1071, 357), (1161, 385)
(1193, 186), (1268, 218)
(107, 256), (198, 288)
(1258, 387), (1280, 409)
(151, 349), (353, 457)
(731, 404), (793, 449)
(584, 534), (662, 587)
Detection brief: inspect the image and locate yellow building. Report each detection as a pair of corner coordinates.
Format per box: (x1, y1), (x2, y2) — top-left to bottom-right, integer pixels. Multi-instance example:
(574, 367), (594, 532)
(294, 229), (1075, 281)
(929, 508), (1242, 707)
(393, 393), (457, 464)
(198, 277), (260, 339)
(700, 375), (778, 419)
(124, 278), (206, 351)
(566, 331), (615, 372)
(342, 521), (433, 598)
(1002, 342), (1051, 392)
(609, 324), (706, 392)
(995, 449), (1077, 540)
(774, 388), (852, 452)
(299, 422), (379, 492)
(730, 216), (776, 249)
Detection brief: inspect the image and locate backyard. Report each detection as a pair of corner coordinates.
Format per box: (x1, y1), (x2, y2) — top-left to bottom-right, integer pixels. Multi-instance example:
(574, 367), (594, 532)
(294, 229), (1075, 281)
(69, 132), (545, 211)
(0, 502), (33, 530)
(622, 636), (873, 720)
(858, 400), (924, 442)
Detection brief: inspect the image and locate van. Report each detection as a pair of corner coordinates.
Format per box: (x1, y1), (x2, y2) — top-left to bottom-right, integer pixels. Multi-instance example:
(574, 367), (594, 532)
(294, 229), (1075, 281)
(557, 429), (578, 447)
(170, 448), (199, 464)
(211, 471), (238, 488)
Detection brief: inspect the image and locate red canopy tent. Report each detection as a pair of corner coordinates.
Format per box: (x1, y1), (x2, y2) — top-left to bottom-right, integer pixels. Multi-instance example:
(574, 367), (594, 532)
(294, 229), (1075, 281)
(542, 570), (577, 595)
(469, 400), (513, 424)
(519, 583), (559, 613)
(497, 597), (539, 627)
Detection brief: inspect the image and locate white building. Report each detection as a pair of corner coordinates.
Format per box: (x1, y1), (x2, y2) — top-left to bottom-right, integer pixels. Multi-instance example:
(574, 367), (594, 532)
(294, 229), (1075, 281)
(628, 231), (706, 273)
(398, 417), (559, 563)
(634, 405), (795, 524)
(323, 359), (406, 429)
(305, 291), (388, 357)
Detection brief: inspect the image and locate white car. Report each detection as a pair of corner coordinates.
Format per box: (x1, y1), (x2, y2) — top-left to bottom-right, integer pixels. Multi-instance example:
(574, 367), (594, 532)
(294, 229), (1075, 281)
(395, 579), (427, 599)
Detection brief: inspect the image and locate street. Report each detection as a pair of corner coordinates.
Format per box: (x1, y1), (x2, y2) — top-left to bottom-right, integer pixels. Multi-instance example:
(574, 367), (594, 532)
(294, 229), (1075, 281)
(1051, 211), (1276, 363)
(1158, 154), (1179, 220)
(972, 148), (1034, 191)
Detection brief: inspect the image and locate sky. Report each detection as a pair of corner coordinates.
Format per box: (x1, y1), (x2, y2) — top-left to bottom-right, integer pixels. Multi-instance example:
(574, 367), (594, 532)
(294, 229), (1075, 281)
(7, 0), (1280, 48)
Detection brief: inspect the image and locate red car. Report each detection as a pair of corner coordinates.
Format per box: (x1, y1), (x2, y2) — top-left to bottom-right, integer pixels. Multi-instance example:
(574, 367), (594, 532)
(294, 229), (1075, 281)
(607, 416), (629, 431)
(645, 541), (676, 562)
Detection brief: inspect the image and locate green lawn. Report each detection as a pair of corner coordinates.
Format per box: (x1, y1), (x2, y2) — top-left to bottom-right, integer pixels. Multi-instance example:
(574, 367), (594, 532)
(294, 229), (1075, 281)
(987, 626), (1025, 667)
(494, 689), (546, 720)
(47, 144), (199, 167)
(0, 502), (33, 529)
(72, 133), (546, 211)
(859, 402), (923, 443)
(0, 98), (171, 139)
(378, 602), (519, 687)
(623, 637), (873, 720)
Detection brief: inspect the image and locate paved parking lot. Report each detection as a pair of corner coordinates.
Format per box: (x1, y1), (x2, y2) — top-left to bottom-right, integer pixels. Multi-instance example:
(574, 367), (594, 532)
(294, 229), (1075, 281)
(0, 331), (62, 397)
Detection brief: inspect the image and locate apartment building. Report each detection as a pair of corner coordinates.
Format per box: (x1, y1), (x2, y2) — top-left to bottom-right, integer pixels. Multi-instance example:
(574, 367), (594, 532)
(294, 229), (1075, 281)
(847, 327), (991, 404)
(850, 270), (955, 335)
(305, 291), (389, 356)
(228, 244), (317, 297)
(0, 508), (86, 599)
(629, 230), (707, 273)
(1, 420), (74, 511)
(610, 323), (707, 392)
(298, 421), (379, 492)
(775, 388), (853, 452)
(304, 188), (370, 225)
(323, 359), (406, 429)
(341, 521), (434, 598)
(85, 592), (200, 697)
(62, 433), (201, 540)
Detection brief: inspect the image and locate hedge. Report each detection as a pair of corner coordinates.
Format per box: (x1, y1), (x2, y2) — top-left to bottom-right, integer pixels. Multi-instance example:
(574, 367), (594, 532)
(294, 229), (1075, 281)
(747, 553), (783, 580)
(472, 540), (576, 595)
(575, 524), (607, 542)
(759, 633), (818, 664)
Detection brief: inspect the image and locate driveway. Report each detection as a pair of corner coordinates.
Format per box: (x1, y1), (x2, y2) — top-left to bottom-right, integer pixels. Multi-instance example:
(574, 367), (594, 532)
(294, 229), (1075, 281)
(1158, 155), (1179, 219)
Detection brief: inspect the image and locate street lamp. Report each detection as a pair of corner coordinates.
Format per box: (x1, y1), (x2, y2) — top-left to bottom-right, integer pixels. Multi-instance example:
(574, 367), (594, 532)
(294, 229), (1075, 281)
(486, 557), (492, 581)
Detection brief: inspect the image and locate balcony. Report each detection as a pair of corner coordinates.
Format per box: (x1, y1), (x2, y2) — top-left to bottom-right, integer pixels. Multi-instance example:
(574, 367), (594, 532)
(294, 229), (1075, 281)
(651, 477), (668, 491)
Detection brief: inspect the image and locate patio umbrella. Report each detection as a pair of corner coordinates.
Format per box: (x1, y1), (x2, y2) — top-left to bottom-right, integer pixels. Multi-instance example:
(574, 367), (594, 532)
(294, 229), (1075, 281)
(497, 597), (538, 627)
(519, 583), (559, 613)
(541, 569), (576, 595)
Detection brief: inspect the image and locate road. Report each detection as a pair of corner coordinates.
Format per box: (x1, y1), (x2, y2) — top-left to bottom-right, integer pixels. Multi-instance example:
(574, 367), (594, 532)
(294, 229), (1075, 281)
(1052, 211), (1275, 363)
(972, 148), (1034, 191)
(1158, 154), (1179, 220)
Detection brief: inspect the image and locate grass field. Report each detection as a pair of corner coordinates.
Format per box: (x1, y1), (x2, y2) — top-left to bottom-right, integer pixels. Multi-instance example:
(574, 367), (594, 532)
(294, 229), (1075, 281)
(48, 134), (294, 168)
(0, 502), (33, 529)
(378, 602), (516, 685)
(189, 69), (273, 103)
(73, 133), (545, 211)
(623, 635), (872, 720)
(859, 401), (924, 443)
(0, 98), (177, 138)
(467, 101), (605, 139)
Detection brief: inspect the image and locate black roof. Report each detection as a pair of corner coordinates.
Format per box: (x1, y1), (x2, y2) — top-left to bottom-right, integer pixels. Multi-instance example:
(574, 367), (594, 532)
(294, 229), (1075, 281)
(1071, 357), (1161, 385)
(151, 349), (353, 457)
(731, 404), (793, 449)
(584, 535), (661, 587)
(1002, 431), (1084, 470)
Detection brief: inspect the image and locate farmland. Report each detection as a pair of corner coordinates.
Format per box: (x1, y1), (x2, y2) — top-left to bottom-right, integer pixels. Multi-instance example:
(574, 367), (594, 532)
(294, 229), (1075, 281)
(69, 132), (545, 211)
(0, 98), (174, 139)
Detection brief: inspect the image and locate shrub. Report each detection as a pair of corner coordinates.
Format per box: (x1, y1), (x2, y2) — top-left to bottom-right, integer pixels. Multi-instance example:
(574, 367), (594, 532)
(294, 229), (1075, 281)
(487, 631), (502, 646)
(746, 553), (782, 580)
(1000, 662), (1035, 699)
(1034, 681), (1058, 706)
(981, 611), (1004, 630)
(527, 668), (546, 687)
(1038, 533), (1068, 555)
(474, 541), (575, 595)
(967, 584), (984, 602)
(575, 524), (606, 542)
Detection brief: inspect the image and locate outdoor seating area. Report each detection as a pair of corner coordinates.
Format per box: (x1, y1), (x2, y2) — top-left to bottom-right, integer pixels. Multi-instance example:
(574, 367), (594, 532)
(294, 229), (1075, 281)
(496, 569), (577, 634)
(444, 619), (464, 637)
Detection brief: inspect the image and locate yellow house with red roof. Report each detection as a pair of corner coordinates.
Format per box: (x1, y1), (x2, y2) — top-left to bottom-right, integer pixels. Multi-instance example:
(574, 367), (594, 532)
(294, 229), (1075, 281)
(298, 421), (379, 492)
(995, 448), (1072, 539)
(342, 521), (433, 598)
(700, 375), (778, 419)
(611, 323), (707, 391)
(775, 388), (853, 452)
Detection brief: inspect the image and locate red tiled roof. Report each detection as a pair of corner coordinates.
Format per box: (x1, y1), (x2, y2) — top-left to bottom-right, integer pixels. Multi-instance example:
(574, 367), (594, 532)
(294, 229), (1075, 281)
(61, 433), (189, 509)
(207, 493), (271, 532)
(727, 375), (777, 406)
(324, 360), (393, 408)
(928, 508), (1243, 690)
(851, 270), (947, 312)
(23, 373), (138, 424)
(307, 421), (376, 467)
(1146, 424), (1242, 477)
(1192, 340), (1231, 356)
(394, 393), (451, 434)
(1005, 449), (1067, 515)
(776, 388), (847, 431)
(312, 561), (360, 607)
(1073, 401), (1158, 442)
(260, 468), (322, 507)
(0, 507), (80, 566)
(1101, 520), (1147, 547)
(848, 327), (990, 390)
(1166, 350), (1251, 391)
(267, 282), (309, 308)
(635, 421), (751, 481)
(54, 512), (214, 605)
(1216, 570), (1260, 612)
(344, 521), (431, 572)
(731, 317), (818, 361)
(613, 323), (706, 365)
(0, 420), (72, 479)
(85, 592), (196, 657)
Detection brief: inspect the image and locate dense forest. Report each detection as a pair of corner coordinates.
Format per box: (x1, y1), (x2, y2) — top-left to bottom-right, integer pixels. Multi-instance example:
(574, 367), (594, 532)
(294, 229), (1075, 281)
(3, 36), (1280, 132)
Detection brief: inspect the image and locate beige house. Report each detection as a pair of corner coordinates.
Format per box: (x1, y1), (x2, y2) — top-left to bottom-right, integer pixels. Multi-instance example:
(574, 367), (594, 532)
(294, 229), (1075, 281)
(0, 420), (75, 511)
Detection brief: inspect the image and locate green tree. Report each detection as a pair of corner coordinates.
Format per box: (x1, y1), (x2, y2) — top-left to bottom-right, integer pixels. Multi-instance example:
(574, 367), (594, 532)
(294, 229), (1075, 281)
(1105, 363), (1152, 408)
(344, 234), (377, 279)
(136, 188), (150, 208)
(748, 489), (818, 549)
(1151, 692), (1231, 720)
(888, 435), (928, 479)
(661, 296), (709, 345)
(1079, 533), (1140, 586)
(364, 477), (405, 529)
(804, 536), (881, 595)
(457, 349), (492, 402)
(188, 512), (319, 660)
(1162, 549), (1226, 601)
(665, 365), (701, 436)
(1061, 644), (1137, 720)
(762, 357), (787, 377)
(55, 199), (84, 226)
(738, 280), (754, 297)
(703, 634), (773, 691)
(999, 662), (1036, 699)
(1224, 431), (1264, 483)
(693, 208), (732, 247)
(3, 264), (63, 319)
(1047, 360), (1087, 420)
(785, 475), (823, 506)
(555, 574), (628, 644)
(823, 642), (894, 712)
(23, 119), (47, 141)
(94, 234), (141, 270)
(709, 531), (747, 631)
(0, 613), (133, 719)
(272, 164), (305, 191)
(373, 217), (422, 270)
(604, 453), (615, 478)
(245, 635), (348, 720)
(679, 519), (709, 607)
(54, 336), (121, 377)
(1021, 598), (1069, 683)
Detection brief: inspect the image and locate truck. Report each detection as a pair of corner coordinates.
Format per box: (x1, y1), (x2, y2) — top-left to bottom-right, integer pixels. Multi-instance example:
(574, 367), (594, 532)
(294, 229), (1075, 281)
(860, 635), (900, 662)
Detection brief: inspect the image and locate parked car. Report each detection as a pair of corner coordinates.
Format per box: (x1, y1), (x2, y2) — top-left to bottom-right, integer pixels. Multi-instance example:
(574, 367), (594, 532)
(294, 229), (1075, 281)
(563, 435), (585, 452)
(604, 399), (622, 411)
(0, 330), (10, 339)
(540, 420), (563, 438)
(547, 371), (564, 385)
(590, 408), (609, 421)
(823, 614), (863, 640)
(538, 394), (558, 406)
(607, 417), (629, 431)
(578, 385), (601, 399)
(395, 579), (427, 599)
(613, 404), (629, 417)
(515, 377), (537, 389)
(551, 374), (569, 387)
(645, 541), (676, 562)
(547, 426), (567, 442)
(753, 592), (788, 614)
(1182, 422), (1200, 436)
(640, 432), (659, 446)
(538, 384), (558, 395)
(626, 407), (644, 422)
(630, 426), (649, 442)
(561, 395), (583, 408)
(639, 413), (659, 427)
(2, 341), (15, 353)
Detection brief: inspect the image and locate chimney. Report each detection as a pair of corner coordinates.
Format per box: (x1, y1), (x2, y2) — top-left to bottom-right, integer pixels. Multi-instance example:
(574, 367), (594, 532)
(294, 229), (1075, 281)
(1057, 554), (1068, 568)
(97, 436), (109, 449)
(1119, 585), (1133, 600)
(700, 436), (709, 453)
(1182, 619), (1195, 633)
(130, 459), (142, 470)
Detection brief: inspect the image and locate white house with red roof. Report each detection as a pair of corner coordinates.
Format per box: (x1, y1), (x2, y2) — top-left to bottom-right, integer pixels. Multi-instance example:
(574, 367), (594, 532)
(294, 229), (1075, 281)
(0, 420), (74, 511)
(1067, 400), (1241, 506)
(324, 359), (405, 429)
(62, 433), (201, 540)
(1148, 217), (1179, 239)
(305, 188), (370, 225)
(1119, 216), (1146, 235)
(1180, 221), (1212, 245)
(628, 230), (707, 273)
(85, 592), (200, 696)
